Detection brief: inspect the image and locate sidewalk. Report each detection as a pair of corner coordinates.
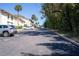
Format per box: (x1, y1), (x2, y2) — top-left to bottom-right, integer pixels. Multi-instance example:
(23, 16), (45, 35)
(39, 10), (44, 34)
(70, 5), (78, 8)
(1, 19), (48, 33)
(50, 29), (79, 47)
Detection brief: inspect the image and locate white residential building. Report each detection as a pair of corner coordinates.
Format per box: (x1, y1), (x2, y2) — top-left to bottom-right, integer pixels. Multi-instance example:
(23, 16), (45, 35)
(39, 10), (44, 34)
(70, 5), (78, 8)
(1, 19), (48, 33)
(18, 15), (33, 27)
(0, 9), (17, 25)
(0, 9), (33, 28)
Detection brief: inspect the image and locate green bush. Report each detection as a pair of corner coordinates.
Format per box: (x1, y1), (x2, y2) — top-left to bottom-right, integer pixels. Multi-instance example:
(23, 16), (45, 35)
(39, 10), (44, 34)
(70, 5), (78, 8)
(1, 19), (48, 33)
(16, 26), (23, 29)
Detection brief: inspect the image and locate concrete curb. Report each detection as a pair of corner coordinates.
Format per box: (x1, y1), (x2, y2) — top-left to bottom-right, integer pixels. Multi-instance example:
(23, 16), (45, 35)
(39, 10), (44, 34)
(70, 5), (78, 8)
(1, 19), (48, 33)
(50, 30), (79, 47)
(17, 29), (23, 32)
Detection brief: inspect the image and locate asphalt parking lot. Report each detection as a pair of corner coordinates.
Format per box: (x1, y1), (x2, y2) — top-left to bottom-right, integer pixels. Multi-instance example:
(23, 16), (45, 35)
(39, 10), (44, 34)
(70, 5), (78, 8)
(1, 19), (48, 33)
(0, 29), (79, 56)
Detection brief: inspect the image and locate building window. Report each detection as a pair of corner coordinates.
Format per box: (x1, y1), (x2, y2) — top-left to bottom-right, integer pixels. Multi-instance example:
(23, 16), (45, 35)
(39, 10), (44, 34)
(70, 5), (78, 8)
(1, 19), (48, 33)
(11, 16), (13, 20)
(7, 14), (9, 19)
(7, 21), (13, 25)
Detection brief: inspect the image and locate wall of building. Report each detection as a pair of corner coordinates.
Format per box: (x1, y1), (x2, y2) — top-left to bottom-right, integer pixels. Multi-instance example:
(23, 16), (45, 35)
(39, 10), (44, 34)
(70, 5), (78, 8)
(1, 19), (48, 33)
(0, 10), (34, 28)
(0, 13), (8, 25)
(21, 18), (32, 27)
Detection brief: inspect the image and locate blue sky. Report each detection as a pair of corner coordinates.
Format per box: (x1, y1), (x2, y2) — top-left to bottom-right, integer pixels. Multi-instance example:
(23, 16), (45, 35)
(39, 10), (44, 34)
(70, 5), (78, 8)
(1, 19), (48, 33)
(0, 3), (45, 25)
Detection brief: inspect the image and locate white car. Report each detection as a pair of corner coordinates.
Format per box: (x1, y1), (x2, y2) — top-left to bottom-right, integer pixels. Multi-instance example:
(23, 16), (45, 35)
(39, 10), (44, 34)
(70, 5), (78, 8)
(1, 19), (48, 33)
(23, 26), (33, 30)
(0, 25), (17, 37)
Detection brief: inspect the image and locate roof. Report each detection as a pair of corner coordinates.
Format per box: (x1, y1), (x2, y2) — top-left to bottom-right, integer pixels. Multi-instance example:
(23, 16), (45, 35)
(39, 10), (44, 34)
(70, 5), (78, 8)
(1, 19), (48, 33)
(15, 15), (33, 23)
(0, 9), (33, 24)
(14, 15), (29, 20)
(0, 9), (25, 23)
(0, 9), (18, 19)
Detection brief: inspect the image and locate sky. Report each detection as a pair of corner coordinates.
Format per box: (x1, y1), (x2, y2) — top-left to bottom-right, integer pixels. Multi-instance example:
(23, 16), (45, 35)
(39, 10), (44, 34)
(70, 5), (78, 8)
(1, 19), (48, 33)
(0, 3), (45, 25)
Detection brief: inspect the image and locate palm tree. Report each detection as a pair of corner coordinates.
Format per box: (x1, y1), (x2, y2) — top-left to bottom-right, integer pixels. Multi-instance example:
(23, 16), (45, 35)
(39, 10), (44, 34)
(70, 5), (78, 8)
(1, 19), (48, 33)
(14, 4), (22, 26)
(31, 14), (38, 28)
(15, 4), (22, 16)
(31, 14), (37, 21)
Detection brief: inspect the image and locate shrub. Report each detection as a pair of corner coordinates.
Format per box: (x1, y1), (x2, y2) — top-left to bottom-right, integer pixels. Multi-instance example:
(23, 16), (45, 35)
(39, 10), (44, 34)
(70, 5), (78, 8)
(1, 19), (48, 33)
(16, 26), (23, 29)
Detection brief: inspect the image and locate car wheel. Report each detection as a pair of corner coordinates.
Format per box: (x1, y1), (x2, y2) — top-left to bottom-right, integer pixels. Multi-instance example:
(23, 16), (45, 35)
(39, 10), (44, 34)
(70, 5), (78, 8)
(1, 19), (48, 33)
(3, 32), (9, 37)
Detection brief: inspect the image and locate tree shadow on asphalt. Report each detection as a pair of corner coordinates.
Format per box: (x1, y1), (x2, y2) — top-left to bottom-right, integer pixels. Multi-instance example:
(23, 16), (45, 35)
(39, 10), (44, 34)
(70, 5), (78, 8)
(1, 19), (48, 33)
(20, 29), (79, 56)
(22, 30), (72, 42)
(21, 30), (57, 36)
(20, 41), (79, 56)
(36, 41), (79, 56)
(20, 35), (79, 56)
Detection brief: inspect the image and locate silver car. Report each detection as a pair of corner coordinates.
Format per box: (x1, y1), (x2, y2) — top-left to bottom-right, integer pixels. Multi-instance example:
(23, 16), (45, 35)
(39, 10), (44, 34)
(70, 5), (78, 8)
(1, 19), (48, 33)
(0, 25), (17, 37)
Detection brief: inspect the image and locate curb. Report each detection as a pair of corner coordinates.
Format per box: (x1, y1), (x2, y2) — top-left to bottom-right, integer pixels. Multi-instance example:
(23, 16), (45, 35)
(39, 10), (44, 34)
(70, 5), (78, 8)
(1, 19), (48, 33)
(17, 29), (23, 32)
(50, 30), (79, 47)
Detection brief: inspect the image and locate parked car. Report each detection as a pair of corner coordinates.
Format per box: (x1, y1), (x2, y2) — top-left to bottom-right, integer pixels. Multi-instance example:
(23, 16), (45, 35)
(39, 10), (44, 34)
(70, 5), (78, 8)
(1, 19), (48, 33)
(0, 25), (17, 37)
(9, 25), (17, 34)
(23, 26), (34, 30)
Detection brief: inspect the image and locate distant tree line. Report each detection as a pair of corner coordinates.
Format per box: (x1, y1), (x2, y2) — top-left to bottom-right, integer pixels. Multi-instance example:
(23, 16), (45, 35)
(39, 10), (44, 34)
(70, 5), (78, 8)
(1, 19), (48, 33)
(41, 3), (79, 36)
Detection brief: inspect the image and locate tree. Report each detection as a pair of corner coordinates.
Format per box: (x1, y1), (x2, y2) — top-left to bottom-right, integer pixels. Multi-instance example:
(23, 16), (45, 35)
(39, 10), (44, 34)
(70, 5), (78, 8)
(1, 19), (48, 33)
(31, 14), (38, 21)
(41, 3), (62, 29)
(14, 4), (22, 26)
(41, 3), (79, 36)
(31, 14), (38, 28)
(61, 4), (79, 35)
(15, 4), (22, 15)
